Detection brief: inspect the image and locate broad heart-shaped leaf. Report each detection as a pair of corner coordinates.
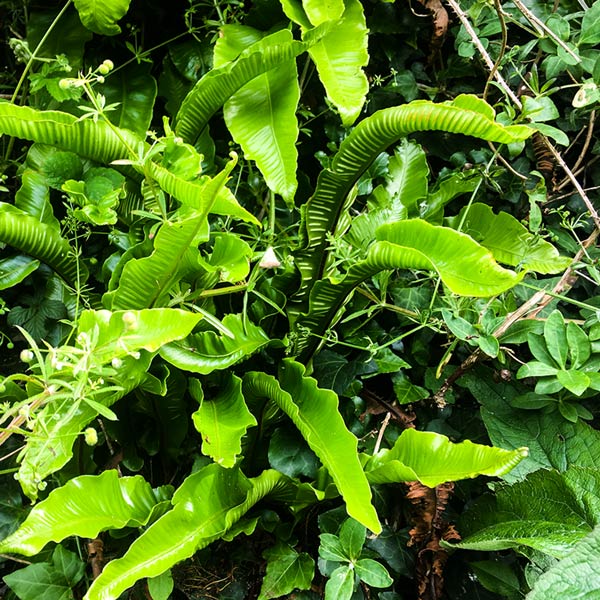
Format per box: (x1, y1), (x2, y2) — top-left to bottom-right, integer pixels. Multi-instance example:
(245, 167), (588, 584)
(99, 62), (157, 136)
(175, 35), (306, 144)
(160, 313), (271, 374)
(190, 374), (257, 468)
(0, 202), (86, 286)
(243, 359), (381, 534)
(258, 543), (315, 600)
(293, 95), (532, 309)
(17, 353), (152, 501)
(447, 203), (571, 274)
(73, 0), (132, 35)
(293, 220), (522, 359)
(0, 471), (165, 555)
(215, 26), (300, 204)
(447, 469), (596, 559)
(104, 160), (234, 309)
(77, 308), (203, 364)
(4, 545), (85, 600)
(0, 102), (143, 168)
(304, 0), (369, 126)
(84, 465), (286, 600)
(364, 428), (527, 487)
(461, 368), (600, 481)
(527, 525), (600, 599)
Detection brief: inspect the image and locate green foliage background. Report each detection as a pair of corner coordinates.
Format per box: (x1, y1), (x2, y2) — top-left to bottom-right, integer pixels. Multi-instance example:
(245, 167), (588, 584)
(0, 0), (599, 598)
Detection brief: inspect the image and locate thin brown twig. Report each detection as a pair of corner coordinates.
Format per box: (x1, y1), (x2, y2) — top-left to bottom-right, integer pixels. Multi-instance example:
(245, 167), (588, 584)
(566, 110), (596, 177)
(445, 0), (522, 107)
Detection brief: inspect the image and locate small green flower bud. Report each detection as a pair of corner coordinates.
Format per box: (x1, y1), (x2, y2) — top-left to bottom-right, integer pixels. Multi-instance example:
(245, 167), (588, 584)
(96, 75), (105, 84)
(98, 59), (114, 75)
(84, 427), (98, 446)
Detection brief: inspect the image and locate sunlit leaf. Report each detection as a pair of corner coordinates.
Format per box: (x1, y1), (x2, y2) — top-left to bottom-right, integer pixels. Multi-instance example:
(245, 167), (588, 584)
(0, 470), (166, 555)
(365, 428), (527, 487)
(243, 359), (381, 534)
(190, 375), (257, 467)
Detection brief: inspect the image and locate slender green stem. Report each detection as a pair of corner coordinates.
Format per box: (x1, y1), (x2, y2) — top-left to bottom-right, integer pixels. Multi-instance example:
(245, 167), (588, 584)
(10, 0), (72, 104)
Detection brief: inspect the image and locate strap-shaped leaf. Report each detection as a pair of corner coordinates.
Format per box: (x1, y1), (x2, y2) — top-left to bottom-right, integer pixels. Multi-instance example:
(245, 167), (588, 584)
(243, 359), (381, 534)
(175, 36), (306, 143)
(365, 428), (528, 487)
(159, 313), (271, 374)
(190, 375), (257, 468)
(215, 26), (300, 204)
(73, 0), (132, 34)
(447, 203), (571, 274)
(305, 0), (369, 126)
(293, 95), (532, 308)
(293, 219), (523, 359)
(84, 465), (286, 600)
(77, 309), (203, 364)
(0, 470), (167, 555)
(0, 102), (142, 167)
(104, 160), (235, 309)
(0, 202), (86, 285)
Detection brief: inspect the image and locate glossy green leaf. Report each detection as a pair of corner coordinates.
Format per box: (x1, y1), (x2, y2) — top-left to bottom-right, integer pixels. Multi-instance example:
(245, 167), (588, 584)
(104, 162), (234, 309)
(147, 570), (174, 600)
(160, 313), (271, 374)
(385, 139), (428, 218)
(215, 26), (300, 204)
(17, 353), (152, 500)
(99, 63), (157, 136)
(304, 0), (369, 126)
(258, 543), (315, 600)
(176, 35), (306, 143)
(15, 169), (60, 229)
(293, 95), (532, 308)
(557, 369), (590, 396)
(0, 255), (40, 290)
(545, 310), (569, 369)
(243, 359), (381, 534)
(84, 465), (286, 600)
(527, 525), (600, 598)
(421, 169), (482, 221)
(462, 368), (600, 481)
(0, 102), (143, 167)
(0, 202), (86, 286)
(0, 470), (164, 555)
(73, 0), (132, 35)
(448, 469), (595, 558)
(211, 184), (260, 225)
(303, 0), (344, 25)
(294, 219), (523, 359)
(325, 565), (354, 600)
(567, 321), (591, 369)
(4, 545), (85, 600)
(319, 533), (349, 562)
(365, 428), (527, 487)
(208, 232), (253, 282)
(191, 374), (257, 467)
(354, 559), (393, 588)
(580, 1), (600, 46)
(339, 518), (366, 561)
(447, 203), (571, 274)
(77, 308), (203, 364)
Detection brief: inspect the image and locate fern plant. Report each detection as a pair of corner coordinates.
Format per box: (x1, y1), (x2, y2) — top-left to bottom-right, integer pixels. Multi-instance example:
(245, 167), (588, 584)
(0, 0), (578, 598)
